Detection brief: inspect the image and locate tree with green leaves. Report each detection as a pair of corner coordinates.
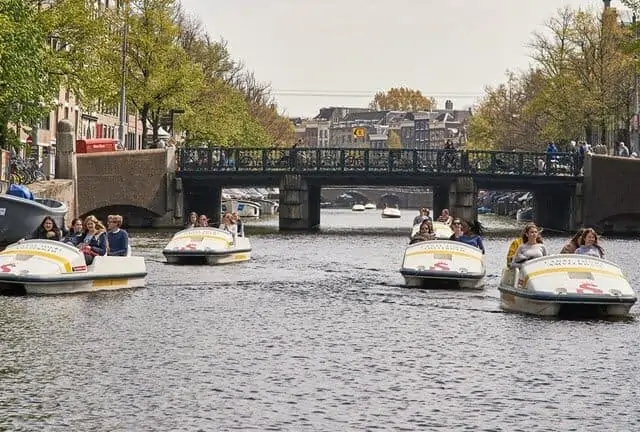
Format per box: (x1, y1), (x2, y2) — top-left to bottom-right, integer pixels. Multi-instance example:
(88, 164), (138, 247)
(0, 0), (58, 149)
(105, 0), (203, 148)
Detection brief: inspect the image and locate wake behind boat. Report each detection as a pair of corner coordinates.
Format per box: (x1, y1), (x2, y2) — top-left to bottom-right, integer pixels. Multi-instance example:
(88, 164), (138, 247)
(400, 240), (486, 289)
(162, 227), (251, 265)
(0, 239), (146, 295)
(410, 221), (453, 240)
(498, 254), (637, 317)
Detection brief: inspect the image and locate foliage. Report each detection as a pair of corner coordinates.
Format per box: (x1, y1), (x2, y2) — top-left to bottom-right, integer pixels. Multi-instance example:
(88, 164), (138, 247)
(0, 0), (57, 149)
(468, 6), (636, 151)
(175, 6), (293, 146)
(386, 130), (402, 149)
(369, 87), (437, 111)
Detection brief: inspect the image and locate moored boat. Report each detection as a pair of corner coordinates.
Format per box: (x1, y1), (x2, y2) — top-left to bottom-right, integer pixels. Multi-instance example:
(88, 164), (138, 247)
(410, 221), (453, 240)
(400, 240), (486, 289)
(364, 203), (376, 210)
(352, 204), (365, 212)
(162, 227), (251, 265)
(221, 200), (261, 218)
(498, 254), (637, 317)
(0, 239), (146, 295)
(0, 192), (67, 246)
(516, 207), (534, 223)
(381, 206), (401, 218)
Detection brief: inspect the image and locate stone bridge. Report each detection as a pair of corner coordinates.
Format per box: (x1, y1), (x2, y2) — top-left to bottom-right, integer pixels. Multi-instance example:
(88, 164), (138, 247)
(75, 148), (177, 226)
(38, 120), (640, 233)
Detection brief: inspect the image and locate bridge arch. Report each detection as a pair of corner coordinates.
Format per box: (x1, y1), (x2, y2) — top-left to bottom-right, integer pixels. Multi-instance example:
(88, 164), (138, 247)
(596, 212), (640, 233)
(379, 193), (400, 208)
(343, 190), (370, 205)
(80, 205), (161, 228)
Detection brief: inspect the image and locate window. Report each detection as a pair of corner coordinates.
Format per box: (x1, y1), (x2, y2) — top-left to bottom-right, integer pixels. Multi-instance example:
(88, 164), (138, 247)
(64, 107), (69, 119)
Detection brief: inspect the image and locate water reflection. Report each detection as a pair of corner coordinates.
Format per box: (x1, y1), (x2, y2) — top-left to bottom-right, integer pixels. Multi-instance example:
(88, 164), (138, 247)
(1, 210), (639, 431)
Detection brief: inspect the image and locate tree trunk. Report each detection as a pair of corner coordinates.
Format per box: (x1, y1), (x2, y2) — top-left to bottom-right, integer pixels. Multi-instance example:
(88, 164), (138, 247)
(140, 104), (150, 149)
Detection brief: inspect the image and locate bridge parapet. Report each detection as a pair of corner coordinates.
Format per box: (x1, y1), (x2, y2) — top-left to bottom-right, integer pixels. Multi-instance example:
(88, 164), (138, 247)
(177, 147), (580, 178)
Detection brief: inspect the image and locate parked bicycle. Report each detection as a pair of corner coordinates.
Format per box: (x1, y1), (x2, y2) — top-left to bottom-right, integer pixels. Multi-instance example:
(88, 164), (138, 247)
(10, 157), (46, 185)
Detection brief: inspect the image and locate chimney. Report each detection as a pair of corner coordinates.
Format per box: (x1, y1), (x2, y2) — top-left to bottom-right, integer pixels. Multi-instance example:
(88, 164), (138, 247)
(445, 100), (453, 110)
(603, 0), (611, 8)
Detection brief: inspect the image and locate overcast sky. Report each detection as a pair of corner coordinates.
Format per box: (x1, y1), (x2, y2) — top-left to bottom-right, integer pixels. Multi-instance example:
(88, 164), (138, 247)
(180, 0), (621, 117)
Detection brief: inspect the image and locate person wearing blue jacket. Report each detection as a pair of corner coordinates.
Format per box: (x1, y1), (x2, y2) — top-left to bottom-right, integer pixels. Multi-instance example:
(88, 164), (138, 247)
(106, 214), (129, 256)
(449, 218), (485, 254)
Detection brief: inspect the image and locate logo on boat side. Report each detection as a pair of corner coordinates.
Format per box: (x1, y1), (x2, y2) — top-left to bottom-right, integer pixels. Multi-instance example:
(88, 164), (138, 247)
(429, 262), (450, 271)
(0, 263), (15, 273)
(576, 282), (603, 295)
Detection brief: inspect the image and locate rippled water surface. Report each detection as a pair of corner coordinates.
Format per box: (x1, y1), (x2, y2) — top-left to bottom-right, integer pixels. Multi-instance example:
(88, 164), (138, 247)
(2, 210), (640, 431)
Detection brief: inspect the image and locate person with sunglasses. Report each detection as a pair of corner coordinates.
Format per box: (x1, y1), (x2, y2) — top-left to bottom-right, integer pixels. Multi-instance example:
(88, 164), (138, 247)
(449, 218), (485, 253)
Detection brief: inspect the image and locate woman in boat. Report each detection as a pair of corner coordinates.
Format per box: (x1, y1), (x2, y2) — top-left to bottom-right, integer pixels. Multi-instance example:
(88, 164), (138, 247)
(449, 218), (485, 253)
(560, 228), (585, 254)
(219, 213), (238, 236)
(574, 228), (604, 258)
(506, 227), (544, 266)
(62, 218), (85, 246)
(511, 222), (547, 267)
(231, 212), (244, 237)
(77, 215), (108, 265)
(437, 209), (453, 225)
(197, 214), (209, 227)
(28, 216), (63, 241)
(185, 212), (198, 228)
(410, 219), (436, 244)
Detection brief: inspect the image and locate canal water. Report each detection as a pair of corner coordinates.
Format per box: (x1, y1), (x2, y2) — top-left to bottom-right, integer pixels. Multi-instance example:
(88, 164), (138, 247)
(1, 210), (639, 431)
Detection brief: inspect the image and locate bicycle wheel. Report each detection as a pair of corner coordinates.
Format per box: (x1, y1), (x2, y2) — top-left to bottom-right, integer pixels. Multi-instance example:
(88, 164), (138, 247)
(34, 170), (46, 182)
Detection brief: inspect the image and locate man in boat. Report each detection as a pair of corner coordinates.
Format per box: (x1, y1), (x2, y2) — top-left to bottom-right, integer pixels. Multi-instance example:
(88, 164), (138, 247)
(412, 208), (430, 226)
(106, 214), (129, 256)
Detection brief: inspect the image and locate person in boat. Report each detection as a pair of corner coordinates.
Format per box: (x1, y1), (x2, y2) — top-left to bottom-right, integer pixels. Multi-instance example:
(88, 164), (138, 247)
(197, 214), (209, 227)
(449, 218), (485, 253)
(412, 208), (431, 226)
(506, 227), (544, 266)
(231, 212), (244, 237)
(220, 212), (238, 238)
(77, 215), (108, 265)
(27, 216), (63, 241)
(574, 228), (604, 258)
(106, 214), (129, 256)
(437, 209), (453, 225)
(410, 219), (436, 244)
(560, 228), (586, 254)
(185, 212), (198, 228)
(511, 222), (547, 268)
(62, 218), (85, 246)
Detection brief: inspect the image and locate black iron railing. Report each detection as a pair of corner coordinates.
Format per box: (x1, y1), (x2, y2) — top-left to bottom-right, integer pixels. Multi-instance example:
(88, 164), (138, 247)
(177, 147), (582, 177)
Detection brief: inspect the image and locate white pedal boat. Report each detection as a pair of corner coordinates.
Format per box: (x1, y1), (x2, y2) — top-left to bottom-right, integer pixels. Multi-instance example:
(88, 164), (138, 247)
(381, 207), (401, 218)
(352, 204), (365, 212)
(410, 221), (454, 240)
(498, 254), (637, 317)
(364, 203), (376, 210)
(0, 239), (146, 295)
(400, 240), (486, 289)
(162, 227), (251, 265)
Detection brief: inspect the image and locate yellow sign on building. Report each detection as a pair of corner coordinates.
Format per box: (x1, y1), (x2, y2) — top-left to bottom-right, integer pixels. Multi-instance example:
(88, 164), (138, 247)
(353, 127), (366, 139)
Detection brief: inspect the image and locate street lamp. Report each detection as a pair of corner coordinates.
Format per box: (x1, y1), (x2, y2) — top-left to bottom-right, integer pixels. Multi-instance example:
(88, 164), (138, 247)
(117, 0), (129, 149)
